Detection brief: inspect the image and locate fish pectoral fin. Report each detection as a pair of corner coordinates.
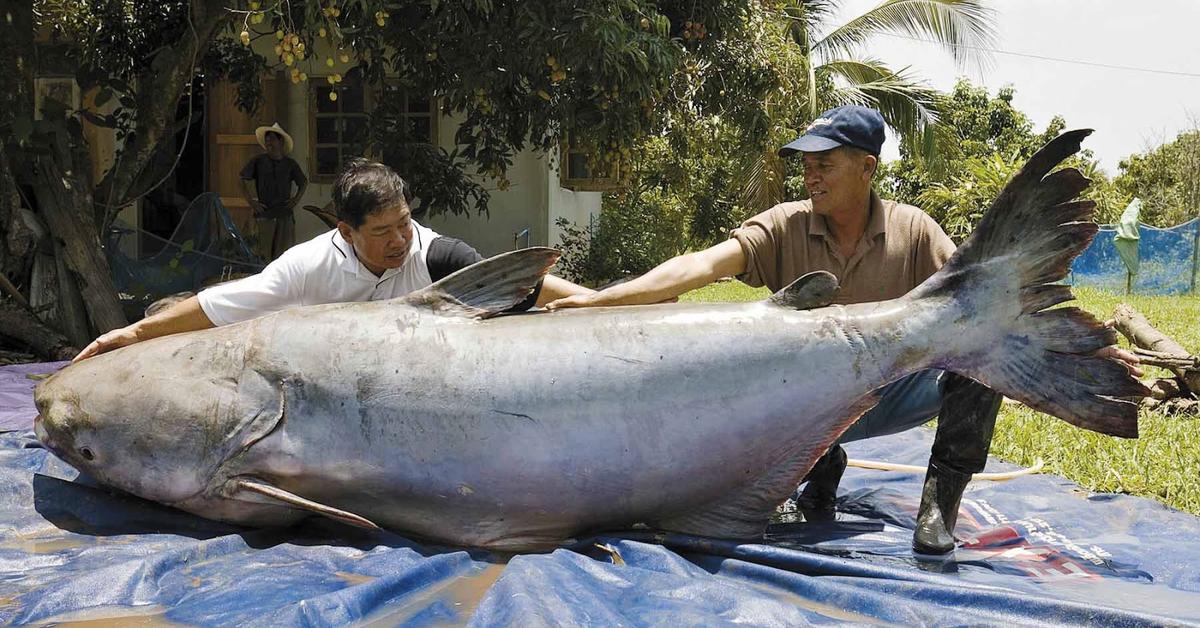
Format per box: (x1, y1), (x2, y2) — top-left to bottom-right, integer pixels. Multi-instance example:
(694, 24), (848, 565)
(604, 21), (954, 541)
(405, 247), (561, 318)
(229, 477), (381, 531)
(768, 271), (839, 310)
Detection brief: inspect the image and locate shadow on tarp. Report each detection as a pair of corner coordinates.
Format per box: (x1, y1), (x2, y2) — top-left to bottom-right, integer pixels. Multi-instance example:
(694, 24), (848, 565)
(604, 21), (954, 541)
(3, 362), (1200, 626)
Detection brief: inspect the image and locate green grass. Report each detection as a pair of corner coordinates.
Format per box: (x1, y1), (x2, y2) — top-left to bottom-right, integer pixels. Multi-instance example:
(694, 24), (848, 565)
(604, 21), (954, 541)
(679, 282), (1200, 515)
(679, 278), (770, 303)
(992, 287), (1200, 515)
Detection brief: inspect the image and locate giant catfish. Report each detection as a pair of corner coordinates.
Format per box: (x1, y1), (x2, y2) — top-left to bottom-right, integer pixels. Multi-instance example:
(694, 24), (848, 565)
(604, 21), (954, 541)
(34, 130), (1146, 551)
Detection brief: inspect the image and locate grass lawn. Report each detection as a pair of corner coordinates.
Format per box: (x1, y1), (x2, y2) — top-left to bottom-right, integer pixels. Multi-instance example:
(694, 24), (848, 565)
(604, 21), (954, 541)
(680, 281), (1200, 515)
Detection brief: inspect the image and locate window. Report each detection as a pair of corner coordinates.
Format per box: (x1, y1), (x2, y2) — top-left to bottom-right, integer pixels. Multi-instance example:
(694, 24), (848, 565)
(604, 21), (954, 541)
(374, 82), (437, 144)
(310, 74), (369, 180)
(559, 135), (621, 191)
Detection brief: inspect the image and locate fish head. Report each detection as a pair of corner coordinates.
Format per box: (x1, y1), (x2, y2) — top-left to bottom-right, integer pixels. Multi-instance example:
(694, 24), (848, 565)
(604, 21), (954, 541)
(33, 344), (244, 504)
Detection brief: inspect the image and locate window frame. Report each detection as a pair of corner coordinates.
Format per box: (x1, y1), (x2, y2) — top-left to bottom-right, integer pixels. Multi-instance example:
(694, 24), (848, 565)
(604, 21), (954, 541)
(308, 75), (371, 183)
(559, 134), (622, 192)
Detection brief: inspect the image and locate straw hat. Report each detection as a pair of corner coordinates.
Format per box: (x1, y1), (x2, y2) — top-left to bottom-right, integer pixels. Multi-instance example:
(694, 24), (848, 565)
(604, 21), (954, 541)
(255, 122), (294, 154)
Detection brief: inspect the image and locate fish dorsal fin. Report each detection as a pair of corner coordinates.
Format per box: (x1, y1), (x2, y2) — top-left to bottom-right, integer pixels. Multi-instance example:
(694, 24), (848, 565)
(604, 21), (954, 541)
(404, 247), (561, 318)
(229, 477), (381, 531)
(768, 271), (839, 310)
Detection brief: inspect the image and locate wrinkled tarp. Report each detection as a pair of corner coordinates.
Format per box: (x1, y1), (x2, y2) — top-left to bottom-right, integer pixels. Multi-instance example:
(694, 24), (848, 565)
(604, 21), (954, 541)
(1070, 217), (1197, 294)
(3, 362), (1200, 626)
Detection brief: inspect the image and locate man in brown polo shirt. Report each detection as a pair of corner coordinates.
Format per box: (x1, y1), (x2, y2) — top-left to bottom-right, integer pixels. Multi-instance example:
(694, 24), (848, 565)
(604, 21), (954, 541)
(547, 106), (1033, 554)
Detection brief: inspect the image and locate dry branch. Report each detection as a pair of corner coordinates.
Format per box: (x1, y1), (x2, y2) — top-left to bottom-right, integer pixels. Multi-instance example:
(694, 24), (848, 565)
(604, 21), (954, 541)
(1113, 303), (1199, 397)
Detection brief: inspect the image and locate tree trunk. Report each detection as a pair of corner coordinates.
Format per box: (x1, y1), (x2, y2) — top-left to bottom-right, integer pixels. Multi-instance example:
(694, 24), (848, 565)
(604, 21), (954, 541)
(0, 298), (77, 361)
(0, 1), (36, 279)
(96, 0), (231, 217)
(52, 237), (92, 347)
(29, 155), (127, 334)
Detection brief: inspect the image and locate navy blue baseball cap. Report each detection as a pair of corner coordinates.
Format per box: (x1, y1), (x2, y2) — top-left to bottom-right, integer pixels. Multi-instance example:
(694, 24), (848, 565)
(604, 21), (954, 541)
(778, 105), (885, 157)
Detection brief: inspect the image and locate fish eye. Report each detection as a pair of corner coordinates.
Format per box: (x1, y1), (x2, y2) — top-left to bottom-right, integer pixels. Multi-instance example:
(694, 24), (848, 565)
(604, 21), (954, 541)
(80, 447), (95, 461)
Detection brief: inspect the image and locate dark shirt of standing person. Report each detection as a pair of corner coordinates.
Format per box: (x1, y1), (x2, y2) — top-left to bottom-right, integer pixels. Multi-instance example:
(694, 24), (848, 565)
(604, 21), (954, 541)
(240, 123), (308, 260)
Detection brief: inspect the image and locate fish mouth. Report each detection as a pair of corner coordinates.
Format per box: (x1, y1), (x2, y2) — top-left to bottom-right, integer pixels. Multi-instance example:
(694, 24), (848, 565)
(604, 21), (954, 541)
(33, 414), (52, 448)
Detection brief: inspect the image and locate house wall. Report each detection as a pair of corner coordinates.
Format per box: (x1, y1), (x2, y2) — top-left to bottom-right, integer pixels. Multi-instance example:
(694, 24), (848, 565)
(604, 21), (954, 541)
(262, 38), (602, 255)
(419, 115), (602, 257)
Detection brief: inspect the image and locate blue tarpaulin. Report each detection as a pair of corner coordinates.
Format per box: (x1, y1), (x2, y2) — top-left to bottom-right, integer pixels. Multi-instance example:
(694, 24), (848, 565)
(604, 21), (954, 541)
(1069, 218), (1198, 294)
(3, 362), (1200, 625)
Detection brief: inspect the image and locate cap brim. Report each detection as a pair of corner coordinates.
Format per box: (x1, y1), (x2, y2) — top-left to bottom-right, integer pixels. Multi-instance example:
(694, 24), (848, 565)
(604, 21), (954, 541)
(777, 134), (842, 157)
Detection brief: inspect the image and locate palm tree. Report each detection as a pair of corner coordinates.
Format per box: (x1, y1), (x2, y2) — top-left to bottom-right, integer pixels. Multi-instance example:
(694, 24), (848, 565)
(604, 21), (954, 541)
(741, 0), (997, 211)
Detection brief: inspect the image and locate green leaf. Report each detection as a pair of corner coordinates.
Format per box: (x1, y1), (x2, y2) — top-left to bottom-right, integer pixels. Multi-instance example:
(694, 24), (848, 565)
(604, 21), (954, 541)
(180, 239), (195, 253)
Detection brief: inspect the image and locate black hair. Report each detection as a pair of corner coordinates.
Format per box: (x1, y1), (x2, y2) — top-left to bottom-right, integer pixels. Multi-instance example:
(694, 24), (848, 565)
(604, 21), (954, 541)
(838, 145), (879, 179)
(332, 158), (411, 229)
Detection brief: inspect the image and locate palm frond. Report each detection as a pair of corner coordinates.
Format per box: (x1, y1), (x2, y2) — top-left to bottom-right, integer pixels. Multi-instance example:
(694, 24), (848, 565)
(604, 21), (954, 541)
(821, 58), (957, 169)
(815, 0), (996, 74)
(738, 146), (788, 213)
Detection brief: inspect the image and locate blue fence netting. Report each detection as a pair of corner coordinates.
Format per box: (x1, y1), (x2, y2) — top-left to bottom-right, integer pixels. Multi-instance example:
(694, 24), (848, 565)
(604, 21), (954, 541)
(106, 192), (265, 320)
(1069, 218), (1199, 294)
(3, 362), (1200, 625)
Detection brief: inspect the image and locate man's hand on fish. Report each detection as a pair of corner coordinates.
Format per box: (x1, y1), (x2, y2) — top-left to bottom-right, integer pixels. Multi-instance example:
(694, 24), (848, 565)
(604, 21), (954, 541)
(72, 325), (141, 363)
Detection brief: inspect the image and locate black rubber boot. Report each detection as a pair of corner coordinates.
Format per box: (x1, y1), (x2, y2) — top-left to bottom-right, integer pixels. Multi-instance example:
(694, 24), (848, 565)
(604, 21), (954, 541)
(796, 444), (848, 512)
(912, 461), (973, 554)
(912, 374), (1001, 555)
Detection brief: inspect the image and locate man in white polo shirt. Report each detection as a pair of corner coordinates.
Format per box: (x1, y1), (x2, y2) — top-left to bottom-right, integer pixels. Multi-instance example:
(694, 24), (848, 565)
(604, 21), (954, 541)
(74, 159), (590, 361)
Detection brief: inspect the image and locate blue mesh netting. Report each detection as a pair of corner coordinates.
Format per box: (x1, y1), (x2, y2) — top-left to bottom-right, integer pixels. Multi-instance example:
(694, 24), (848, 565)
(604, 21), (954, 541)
(1068, 218), (1198, 294)
(105, 193), (265, 320)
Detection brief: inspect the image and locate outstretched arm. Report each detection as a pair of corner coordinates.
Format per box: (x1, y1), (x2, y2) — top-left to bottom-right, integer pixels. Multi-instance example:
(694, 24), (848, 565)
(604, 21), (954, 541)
(545, 239), (747, 309)
(73, 296), (215, 362)
(535, 275), (592, 307)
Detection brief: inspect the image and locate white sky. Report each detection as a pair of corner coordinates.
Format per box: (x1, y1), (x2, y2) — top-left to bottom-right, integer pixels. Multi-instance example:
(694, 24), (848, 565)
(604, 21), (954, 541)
(833, 0), (1200, 174)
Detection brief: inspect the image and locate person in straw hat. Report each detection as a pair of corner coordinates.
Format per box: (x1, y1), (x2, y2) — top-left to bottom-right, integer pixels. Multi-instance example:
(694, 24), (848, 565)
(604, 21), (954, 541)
(240, 122), (308, 259)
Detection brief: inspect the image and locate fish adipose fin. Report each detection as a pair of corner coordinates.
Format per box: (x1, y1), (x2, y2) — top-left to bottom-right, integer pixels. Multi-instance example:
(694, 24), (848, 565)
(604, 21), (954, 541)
(912, 129), (1148, 437)
(769, 271), (839, 310)
(228, 477), (381, 531)
(406, 247), (561, 318)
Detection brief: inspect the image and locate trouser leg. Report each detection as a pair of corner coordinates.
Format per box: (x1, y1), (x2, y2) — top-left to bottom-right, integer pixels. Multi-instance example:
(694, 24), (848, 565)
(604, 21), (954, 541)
(912, 373), (1001, 554)
(269, 217), (292, 260)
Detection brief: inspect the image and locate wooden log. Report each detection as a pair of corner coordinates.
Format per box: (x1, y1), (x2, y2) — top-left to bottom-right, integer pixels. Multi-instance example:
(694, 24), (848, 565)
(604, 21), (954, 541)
(1113, 303), (1199, 394)
(0, 298), (77, 361)
(52, 238), (92, 348)
(29, 154), (128, 335)
(0, 349), (37, 366)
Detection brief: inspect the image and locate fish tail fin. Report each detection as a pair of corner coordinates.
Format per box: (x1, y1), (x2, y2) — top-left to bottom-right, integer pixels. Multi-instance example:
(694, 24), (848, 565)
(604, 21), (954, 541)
(912, 129), (1146, 438)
